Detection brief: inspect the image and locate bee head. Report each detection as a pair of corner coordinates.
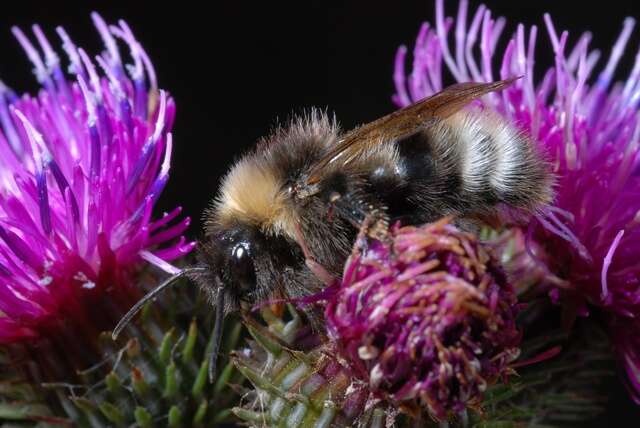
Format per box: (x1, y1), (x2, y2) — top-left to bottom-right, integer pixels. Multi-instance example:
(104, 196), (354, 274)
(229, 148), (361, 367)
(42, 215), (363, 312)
(111, 225), (264, 385)
(195, 225), (260, 309)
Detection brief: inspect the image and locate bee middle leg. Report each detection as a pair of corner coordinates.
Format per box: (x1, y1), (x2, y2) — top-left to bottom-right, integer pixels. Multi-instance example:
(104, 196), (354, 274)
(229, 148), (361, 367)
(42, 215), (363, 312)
(319, 173), (390, 241)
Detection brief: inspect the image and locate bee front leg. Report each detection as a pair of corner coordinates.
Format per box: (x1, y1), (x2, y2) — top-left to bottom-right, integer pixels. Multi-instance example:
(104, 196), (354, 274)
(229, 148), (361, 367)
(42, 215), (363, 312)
(292, 221), (335, 286)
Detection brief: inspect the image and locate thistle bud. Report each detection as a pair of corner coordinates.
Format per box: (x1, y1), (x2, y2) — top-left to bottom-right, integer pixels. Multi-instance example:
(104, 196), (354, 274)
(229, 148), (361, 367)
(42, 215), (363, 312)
(326, 219), (521, 420)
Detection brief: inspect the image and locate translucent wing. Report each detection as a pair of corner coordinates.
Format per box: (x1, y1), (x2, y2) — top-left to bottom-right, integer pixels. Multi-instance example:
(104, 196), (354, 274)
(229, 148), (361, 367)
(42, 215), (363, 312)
(303, 78), (518, 186)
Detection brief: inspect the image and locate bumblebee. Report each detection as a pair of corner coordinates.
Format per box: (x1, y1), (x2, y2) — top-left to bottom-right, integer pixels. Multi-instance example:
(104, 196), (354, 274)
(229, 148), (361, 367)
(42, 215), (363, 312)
(114, 79), (553, 380)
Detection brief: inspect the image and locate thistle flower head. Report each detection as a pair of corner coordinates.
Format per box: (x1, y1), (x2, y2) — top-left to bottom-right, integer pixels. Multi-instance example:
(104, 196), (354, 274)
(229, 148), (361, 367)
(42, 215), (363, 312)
(394, 0), (640, 401)
(0, 15), (192, 343)
(325, 219), (520, 420)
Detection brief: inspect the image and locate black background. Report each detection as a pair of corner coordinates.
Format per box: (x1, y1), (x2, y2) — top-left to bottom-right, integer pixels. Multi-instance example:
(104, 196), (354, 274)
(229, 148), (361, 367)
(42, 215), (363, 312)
(1, 1), (640, 425)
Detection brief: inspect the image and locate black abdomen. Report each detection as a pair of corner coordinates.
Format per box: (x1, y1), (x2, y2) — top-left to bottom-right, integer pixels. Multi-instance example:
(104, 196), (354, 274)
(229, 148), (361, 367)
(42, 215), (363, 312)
(367, 111), (552, 225)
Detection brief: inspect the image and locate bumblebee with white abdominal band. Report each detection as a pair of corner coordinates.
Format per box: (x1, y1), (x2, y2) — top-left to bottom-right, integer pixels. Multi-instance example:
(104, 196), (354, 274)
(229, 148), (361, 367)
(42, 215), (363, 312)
(113, 78), (554, 382)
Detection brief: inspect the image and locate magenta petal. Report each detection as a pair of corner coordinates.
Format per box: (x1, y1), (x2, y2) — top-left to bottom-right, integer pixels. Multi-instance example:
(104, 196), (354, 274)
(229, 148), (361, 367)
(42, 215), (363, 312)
(0, 318), (38, 343)
(0, 15), (192, 343)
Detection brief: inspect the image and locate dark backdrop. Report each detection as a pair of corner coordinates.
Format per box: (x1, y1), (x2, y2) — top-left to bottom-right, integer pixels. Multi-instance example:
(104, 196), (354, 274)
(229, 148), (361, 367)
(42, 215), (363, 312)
(0, 1), (639, 425)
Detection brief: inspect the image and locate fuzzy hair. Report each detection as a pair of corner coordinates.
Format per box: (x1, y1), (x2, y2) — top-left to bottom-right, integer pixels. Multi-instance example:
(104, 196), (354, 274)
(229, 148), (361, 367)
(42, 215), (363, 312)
(206, 110), (340, 239)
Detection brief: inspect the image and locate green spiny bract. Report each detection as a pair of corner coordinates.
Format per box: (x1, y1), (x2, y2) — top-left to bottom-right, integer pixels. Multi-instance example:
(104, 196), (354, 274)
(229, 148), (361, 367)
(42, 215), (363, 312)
(231, 305), (400, 428)
(0, 276), (243, 427)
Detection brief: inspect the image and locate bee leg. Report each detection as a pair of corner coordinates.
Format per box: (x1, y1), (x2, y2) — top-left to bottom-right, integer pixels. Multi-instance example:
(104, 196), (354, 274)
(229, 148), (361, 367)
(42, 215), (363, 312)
(293, 221), (335, 286)
(324, 187), (390, 241)
(306, 259), (334, 286)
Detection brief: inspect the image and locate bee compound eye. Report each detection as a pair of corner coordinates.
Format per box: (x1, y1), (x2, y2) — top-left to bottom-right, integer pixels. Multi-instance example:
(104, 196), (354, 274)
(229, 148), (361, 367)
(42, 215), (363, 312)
(230, 243), (256, 294)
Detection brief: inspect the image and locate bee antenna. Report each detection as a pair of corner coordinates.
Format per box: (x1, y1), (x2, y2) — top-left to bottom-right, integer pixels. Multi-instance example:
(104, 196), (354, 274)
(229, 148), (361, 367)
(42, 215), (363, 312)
(112, 266), (207, 340)
(208, 285), (226, 383)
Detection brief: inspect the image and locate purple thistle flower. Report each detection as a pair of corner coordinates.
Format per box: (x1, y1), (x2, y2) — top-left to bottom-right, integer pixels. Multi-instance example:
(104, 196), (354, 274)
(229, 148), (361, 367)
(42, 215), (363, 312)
(393, 0), (640, 402)
(0, 14), (193, 343)
(325, 219), (520, 420)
